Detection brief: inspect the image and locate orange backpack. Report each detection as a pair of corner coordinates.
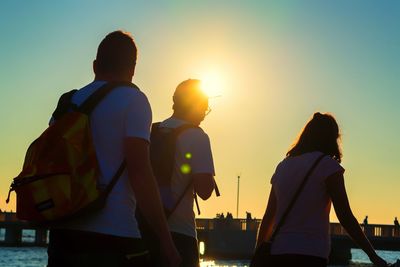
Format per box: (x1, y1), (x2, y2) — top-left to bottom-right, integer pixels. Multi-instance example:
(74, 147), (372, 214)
(6, 82), (132, 224)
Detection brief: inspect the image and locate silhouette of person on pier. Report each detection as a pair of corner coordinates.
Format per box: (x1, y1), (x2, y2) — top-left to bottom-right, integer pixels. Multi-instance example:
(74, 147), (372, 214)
(216, 213), (225, 219)
(255, 112), (387, 267)
(246, 212), (252, 220)
(363, 215), (374, 237)
(364, 215), (369, 225)
(394, 217), (399, 237)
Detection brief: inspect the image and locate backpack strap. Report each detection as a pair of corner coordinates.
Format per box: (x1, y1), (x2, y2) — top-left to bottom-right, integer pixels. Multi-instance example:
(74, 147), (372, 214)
(77, 82), (136, 205)
(269, 154), (325, 244)
(153, 122), (212, 218)
(171, 124), (221, 214)
(52, 89), (78, 120)
(96, 160), (127, 207)
(52, 82), (137, 119)
(73, 82), (136, 211)
(79, 81), (137, 115)
(150, 123), (200, 185)
(167, 123), (221, 215)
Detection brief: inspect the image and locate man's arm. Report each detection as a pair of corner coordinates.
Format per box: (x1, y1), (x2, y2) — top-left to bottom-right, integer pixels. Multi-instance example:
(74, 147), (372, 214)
(193, 173), (215, 200)
(189, 130), (215, 200)
(124, 137), (180, 267)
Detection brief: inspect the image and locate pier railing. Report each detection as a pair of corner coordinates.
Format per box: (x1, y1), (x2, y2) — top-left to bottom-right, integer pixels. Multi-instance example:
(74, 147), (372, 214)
(196, 218), (259, 231)
(1, 213), (400, 247)
(196, 218), (400, 238)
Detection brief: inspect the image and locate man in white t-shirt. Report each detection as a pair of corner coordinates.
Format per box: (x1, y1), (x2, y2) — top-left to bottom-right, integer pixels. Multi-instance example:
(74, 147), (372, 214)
(151, 79), (216, 267)
(47, 31), (180, 267)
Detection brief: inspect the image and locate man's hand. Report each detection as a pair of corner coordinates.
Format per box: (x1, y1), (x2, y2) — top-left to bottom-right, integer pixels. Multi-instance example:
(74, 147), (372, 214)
(160, 238), (182, 267)
(193, 173), (215, 200)
(124, 137), (181, 266)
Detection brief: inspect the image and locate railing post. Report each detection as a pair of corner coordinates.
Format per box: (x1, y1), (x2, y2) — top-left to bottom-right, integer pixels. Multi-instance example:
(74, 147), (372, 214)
(35, 228), (48, 246)
(5, 225), (22, 246)
(382, 225), (392, 237)
(330, 236), (352, 265)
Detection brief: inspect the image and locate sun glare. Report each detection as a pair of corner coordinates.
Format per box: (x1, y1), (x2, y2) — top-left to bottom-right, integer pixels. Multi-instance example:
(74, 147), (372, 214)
(199, 70), (224, 98)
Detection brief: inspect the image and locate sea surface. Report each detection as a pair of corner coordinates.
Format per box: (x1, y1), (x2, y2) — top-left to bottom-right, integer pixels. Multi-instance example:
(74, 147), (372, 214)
(0, 247), (399, 267)
(0, 230), (399, 266)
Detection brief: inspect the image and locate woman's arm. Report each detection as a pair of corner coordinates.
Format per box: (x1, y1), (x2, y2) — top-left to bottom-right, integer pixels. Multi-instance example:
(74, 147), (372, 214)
(255, 187), (277, 249)
(326, 172), (387, 267)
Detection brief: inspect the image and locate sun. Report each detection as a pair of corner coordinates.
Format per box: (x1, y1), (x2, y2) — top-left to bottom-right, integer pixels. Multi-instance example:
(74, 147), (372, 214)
(199, 70), (224, 98)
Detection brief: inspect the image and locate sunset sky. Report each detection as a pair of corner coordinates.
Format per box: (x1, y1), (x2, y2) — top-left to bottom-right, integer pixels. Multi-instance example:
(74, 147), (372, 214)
(1, 1), (399, 224)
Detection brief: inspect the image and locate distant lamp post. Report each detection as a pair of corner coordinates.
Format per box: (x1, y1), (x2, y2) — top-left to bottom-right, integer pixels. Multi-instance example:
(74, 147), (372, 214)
(236, 175), (240, 218)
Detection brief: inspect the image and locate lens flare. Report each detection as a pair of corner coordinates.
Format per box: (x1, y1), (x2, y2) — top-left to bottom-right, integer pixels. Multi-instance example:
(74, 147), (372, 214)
(180, 164), (191, 174)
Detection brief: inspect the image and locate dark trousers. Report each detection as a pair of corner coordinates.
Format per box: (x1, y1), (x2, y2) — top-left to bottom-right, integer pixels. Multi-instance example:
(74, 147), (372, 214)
(171, 232), (199, 267)
(145, 232), (199, 267)
(268, 254), (327, 267)
(47, 229), (150, 267)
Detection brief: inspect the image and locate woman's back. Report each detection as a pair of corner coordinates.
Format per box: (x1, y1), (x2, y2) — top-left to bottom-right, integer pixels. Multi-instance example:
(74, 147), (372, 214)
(271, 151), (344, 258)
(254, 113), (387, 266)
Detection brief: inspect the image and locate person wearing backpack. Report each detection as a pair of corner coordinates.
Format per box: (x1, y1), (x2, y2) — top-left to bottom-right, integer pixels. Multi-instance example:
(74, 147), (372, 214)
(253, 112), (387, 267)
(143, 79), (216, 267)
(44, 31), (181, 267)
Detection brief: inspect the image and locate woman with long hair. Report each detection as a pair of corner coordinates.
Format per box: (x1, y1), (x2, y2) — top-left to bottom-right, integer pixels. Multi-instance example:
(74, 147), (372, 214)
(255, 112), (387, 267)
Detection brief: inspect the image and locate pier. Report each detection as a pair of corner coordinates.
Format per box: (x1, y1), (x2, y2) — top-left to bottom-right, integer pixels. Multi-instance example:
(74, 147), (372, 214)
(0, 212), (47, 247)
(196, 218), (400, 264)
(1, 213), (400, 264)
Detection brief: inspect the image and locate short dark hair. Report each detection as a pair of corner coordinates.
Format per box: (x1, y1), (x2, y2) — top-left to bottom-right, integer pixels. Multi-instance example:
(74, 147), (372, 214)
(287, 112), (342, 162)
(173, 79), (208, 112)
(95, 31), (137, 74)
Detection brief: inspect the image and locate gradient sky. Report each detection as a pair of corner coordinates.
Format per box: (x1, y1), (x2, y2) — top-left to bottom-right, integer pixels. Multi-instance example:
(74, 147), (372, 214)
(1, 1), (399, 224)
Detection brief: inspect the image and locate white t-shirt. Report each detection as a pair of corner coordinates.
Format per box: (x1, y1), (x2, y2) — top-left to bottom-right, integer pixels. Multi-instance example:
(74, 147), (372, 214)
(270, 151), (345, 259)
(159, 117), (215, 238)
(55, 80), (152, 238)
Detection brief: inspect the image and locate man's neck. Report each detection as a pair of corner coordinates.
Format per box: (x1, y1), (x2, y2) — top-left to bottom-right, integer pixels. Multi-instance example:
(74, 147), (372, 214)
(171, 113), (188, 122)
(94, 74), (132, 83)
(171, 112), (199, 126)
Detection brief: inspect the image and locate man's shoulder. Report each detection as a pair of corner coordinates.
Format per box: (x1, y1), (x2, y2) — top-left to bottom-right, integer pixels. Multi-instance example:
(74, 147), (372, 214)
(160, 119), (206, 136)
(178, 127), (210, 148)
(109, 83), (146, 100)
(74, 82), (148, 111)
(75, 81), (145, 98)
(181, 126), (206, 137)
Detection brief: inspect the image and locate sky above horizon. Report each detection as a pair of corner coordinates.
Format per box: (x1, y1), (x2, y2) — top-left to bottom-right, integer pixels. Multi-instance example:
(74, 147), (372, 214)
(1, 1), (399, 224)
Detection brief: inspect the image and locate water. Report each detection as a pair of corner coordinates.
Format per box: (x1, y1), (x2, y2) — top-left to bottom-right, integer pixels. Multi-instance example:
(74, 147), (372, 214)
(0, 247), (47, 267)
(0, 248), (399, 267)
(0, 230), (399, 266)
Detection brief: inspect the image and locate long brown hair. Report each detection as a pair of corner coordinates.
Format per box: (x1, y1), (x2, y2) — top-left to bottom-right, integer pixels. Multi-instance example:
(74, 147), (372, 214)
(287, 112), (342, 162)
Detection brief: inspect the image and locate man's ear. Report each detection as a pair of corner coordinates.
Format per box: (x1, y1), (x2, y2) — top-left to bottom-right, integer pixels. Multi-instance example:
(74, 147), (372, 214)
(129, 64), (136, 77)
(93, 60), (98, 75)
